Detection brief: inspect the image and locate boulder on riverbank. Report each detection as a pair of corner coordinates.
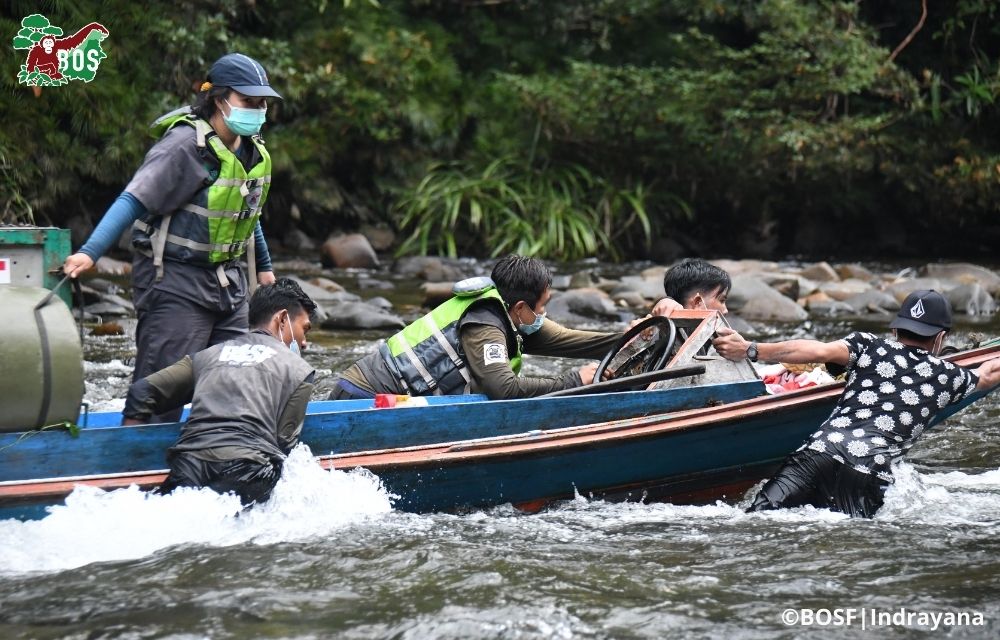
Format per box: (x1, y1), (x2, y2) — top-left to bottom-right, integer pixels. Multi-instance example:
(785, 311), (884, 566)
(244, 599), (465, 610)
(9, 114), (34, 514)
(923, 263), (1000, 296)
(546, 288), (622, 325)
(727, 275), (809, 322)
(392, 256), (472, 282)
(321, 234), (380, 269)
(320, 301), (405, 330)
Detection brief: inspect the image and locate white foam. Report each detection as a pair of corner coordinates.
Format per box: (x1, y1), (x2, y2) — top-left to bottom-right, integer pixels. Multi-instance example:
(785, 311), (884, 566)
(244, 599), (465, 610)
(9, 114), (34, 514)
(876, 462), (1000, 524)
(0, 445), (392, 575)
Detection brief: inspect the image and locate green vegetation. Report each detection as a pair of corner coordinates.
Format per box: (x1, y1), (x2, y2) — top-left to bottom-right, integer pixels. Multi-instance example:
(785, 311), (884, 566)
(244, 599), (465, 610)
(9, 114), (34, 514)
(1, 0), (998, 259)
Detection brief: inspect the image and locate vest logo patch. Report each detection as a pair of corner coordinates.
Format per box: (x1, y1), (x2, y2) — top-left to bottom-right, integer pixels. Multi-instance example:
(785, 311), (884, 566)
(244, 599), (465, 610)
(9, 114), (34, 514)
(910, 299), (925, 319)
(484, 343), (508, 365)
(245, 183), (263, 212)
(219, 344), (276, 366)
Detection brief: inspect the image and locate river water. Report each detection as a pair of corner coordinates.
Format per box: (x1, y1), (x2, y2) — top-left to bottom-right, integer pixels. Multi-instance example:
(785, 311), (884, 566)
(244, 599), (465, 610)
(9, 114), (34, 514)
(2, 264), (999, 639)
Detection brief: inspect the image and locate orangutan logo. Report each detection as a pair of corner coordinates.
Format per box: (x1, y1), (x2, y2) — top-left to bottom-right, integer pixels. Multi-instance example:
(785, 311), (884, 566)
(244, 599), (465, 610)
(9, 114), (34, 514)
(12, 14), (109, 87)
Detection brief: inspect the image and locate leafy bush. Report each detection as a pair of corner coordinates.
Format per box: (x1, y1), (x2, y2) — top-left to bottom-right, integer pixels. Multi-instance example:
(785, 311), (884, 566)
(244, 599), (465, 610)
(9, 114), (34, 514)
(395, 156), (674, 260)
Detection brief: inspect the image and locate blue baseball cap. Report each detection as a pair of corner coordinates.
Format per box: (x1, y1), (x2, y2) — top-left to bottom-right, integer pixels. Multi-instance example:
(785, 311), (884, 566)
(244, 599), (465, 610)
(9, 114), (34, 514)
(208, 53), (282, 99)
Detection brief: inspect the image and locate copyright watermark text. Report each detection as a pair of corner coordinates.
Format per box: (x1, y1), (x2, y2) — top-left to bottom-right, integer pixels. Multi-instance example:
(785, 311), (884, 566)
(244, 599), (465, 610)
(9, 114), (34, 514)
(780, 608), (985, 631)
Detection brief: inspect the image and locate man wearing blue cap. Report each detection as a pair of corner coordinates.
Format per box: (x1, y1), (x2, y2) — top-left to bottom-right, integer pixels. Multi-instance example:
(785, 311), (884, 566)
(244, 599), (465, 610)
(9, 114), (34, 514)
(712, 289), (1000, 517)
(64, 53), (283, 422)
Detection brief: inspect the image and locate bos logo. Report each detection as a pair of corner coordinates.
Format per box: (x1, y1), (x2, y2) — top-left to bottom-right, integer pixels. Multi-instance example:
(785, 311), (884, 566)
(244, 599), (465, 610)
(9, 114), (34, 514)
(219, 344), (276, 366)
(12, 14), (109, 87)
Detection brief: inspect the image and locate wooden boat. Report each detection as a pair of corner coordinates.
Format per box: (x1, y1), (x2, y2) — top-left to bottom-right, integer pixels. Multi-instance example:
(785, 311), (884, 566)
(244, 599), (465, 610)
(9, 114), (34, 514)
(1, 310), (997, 520)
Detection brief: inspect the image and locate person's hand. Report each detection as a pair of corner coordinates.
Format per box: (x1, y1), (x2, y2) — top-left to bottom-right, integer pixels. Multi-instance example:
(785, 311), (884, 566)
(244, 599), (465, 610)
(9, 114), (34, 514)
(651, 297), (682, 316)
(63, 253), (94, 278)
(977, 357), (1000, 390)
(578, 361), (599, 385)
(627, 314), (651, 331)
(122, 417), (145, 426)
(712, 327), (751, 362)
(258, 270), (276, 286)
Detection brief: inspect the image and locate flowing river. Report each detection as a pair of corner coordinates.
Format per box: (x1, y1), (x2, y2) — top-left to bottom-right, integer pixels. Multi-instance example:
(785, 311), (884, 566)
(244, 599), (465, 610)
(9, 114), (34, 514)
(2, 262), (999, 639)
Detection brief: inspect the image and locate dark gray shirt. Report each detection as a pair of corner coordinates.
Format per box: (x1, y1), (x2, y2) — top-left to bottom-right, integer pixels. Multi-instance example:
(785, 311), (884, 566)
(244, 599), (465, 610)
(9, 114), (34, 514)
(124, 330), (316, 464)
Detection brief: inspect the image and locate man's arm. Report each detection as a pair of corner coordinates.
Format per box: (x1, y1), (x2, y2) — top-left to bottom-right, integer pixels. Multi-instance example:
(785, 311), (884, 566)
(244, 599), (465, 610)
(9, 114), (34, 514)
(712, 328), (850, 365)
(276, 376), (316, 453)
(461, 324), (585, 399)
(122, 356), (195, 424)
(521, 319), (620, 359)
(976, 357), (1000, 391)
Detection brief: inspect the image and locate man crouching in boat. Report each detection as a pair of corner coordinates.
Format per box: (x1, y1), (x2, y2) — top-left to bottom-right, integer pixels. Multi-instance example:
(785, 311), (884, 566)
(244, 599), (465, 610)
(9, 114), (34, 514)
(330, 255), (621, 400)
(712, 290), (1000, 518)
(122, 279), (317, 506)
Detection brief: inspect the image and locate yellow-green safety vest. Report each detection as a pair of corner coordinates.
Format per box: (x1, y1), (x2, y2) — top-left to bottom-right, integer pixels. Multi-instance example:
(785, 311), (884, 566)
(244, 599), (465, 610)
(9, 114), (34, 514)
(378, 277), (523, 396)
(132, 109), (271, 284)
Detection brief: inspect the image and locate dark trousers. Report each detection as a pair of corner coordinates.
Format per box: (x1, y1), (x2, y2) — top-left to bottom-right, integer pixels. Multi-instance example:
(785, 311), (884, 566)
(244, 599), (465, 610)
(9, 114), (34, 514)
(328, 378), (375, 401)
(133, 288), (248, 422)
(748, 448), (888, 518)
(160, 452), (282, 506)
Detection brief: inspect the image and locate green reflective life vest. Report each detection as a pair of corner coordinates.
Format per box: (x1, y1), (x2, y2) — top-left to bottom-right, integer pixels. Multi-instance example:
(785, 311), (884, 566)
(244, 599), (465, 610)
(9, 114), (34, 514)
(132, 108), (271, 283)
(378, 278), (523, 396)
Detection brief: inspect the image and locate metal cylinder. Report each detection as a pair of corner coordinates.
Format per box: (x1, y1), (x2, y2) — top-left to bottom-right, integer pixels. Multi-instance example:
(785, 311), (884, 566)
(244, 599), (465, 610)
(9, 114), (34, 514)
(0, 286), (83, 432)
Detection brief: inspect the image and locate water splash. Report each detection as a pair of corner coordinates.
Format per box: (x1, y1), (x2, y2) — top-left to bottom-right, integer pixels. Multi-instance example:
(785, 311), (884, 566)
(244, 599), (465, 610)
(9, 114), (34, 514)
(877, 461), (1000, 524)
(0, 445), (391, 575)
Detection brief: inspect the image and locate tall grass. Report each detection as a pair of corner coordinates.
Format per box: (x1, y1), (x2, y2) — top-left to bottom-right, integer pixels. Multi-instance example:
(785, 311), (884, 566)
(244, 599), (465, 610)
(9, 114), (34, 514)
(394, 156), (663, 260)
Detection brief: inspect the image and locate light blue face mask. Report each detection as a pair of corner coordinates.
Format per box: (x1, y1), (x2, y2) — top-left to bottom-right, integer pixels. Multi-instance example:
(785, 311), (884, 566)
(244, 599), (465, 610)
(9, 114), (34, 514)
(278, 318), (302, 356)
(223, 98), (266, 136)
(518, 308), (546, 335)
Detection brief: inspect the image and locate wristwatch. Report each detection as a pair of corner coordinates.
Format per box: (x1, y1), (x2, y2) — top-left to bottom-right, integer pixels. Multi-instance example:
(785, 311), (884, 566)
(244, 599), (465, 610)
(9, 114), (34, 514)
(746, 342), (759, 362)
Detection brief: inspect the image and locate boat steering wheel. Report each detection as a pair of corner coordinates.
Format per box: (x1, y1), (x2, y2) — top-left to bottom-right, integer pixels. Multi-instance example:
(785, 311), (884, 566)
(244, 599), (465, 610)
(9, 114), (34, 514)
(593, 316), (677, 383)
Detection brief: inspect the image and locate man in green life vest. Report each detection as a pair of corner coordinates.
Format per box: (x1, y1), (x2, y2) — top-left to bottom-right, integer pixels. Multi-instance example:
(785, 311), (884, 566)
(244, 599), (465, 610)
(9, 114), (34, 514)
(331, 255), (623, 400)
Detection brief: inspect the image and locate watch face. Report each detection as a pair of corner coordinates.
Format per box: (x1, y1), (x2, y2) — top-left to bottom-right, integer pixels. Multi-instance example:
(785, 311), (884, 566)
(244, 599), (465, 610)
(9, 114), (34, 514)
(747, 343), (758, 361)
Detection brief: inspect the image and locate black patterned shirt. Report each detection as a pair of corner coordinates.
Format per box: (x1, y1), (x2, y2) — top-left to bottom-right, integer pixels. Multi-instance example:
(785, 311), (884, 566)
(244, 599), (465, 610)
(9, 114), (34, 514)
(801, 332), (979, 482)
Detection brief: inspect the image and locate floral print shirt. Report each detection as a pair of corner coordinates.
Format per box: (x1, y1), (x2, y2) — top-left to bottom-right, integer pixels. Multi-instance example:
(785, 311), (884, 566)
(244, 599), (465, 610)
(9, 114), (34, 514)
(801, 332), (979, 482)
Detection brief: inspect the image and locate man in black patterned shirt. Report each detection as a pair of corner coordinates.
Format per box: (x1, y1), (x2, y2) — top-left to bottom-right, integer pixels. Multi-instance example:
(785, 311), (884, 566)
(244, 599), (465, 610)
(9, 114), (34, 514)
(713, 290), (1000, 517)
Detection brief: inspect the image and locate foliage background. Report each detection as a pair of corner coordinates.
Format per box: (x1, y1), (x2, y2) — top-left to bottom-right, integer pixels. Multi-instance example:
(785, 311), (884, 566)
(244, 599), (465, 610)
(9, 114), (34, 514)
(1, 0), (998, 260)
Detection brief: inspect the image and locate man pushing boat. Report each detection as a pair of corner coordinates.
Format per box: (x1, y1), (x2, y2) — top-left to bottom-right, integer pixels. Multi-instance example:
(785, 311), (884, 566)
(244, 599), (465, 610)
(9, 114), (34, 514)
(713, 289), (1000, 517)
(122, 278), (317, 506)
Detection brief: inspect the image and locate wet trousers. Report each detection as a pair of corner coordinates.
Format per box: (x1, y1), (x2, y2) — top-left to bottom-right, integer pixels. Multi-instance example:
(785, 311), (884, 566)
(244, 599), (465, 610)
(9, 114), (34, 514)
(160, 452), (282, 506)
(748, 449), (888, 518)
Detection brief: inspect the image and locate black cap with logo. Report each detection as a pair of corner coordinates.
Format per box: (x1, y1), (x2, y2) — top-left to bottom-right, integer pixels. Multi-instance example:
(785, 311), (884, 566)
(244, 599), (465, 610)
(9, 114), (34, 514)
(208, 53), (282, 99)
(889, 289), (952, 337)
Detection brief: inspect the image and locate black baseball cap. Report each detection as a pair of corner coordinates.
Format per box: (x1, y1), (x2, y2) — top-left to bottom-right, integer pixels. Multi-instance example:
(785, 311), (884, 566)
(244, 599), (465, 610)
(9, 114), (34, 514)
(208, 53), (282, 99)
(890, 289), (952, 336)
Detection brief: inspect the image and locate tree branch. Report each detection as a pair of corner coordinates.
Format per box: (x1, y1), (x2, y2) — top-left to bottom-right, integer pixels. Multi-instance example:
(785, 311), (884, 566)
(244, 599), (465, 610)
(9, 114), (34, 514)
(887, 0), (928, 64)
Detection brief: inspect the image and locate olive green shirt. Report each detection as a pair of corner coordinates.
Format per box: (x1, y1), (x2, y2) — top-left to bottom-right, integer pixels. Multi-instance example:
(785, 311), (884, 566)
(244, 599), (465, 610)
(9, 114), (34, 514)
(339, 307), (620, 400)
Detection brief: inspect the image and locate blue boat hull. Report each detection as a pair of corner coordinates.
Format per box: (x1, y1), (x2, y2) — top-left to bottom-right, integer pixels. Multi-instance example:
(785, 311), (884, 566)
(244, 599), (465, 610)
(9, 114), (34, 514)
(0, 382), (762, 484)
(1, 344), (996, 521)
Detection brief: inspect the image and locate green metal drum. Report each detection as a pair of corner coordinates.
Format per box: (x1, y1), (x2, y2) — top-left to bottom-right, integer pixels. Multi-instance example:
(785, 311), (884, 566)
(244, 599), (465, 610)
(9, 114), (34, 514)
(0, 286), (83, 432)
